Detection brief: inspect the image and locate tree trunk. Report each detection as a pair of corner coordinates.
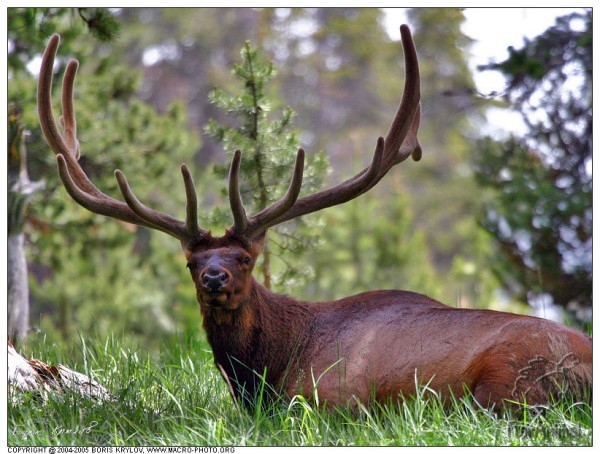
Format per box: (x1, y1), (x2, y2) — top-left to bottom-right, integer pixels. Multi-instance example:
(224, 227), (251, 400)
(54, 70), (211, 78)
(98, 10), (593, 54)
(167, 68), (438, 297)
(8, 233), (30, 344)
(8, 103), (44, 345)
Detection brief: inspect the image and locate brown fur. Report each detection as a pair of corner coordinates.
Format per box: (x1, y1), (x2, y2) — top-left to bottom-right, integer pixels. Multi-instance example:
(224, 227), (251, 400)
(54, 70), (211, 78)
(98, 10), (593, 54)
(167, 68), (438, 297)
(185, 235), (592, 412)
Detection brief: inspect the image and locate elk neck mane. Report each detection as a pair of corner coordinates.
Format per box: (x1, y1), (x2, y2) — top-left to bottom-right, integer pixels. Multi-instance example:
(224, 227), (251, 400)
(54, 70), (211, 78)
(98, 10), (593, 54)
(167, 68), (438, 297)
(200, 278), (315, 386)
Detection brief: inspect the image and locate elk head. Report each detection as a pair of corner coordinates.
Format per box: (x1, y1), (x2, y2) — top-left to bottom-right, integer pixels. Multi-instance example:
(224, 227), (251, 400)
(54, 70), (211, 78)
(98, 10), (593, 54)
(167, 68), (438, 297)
(37, 25), (421, 315)
(183, 232), (265, 312)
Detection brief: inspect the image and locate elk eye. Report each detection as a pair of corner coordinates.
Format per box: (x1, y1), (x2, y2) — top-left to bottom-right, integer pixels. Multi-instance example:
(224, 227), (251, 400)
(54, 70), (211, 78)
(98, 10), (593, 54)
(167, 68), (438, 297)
(243, 256), (252, 265)
(186, 262), (193, 269)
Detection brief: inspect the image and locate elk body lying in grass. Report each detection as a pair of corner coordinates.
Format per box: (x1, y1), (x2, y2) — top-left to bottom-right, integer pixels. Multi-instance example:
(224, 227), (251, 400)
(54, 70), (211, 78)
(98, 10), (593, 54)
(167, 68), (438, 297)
(38, 26), (592, 413)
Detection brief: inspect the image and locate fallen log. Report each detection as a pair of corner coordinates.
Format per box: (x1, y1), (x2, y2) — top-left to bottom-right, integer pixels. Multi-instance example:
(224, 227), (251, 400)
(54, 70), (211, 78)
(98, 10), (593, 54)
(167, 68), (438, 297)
(8, 340), (112, 403)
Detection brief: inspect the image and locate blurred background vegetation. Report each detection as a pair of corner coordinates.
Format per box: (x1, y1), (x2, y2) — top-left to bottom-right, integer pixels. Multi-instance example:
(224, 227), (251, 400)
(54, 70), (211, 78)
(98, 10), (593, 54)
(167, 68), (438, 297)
(7, 8), (592, 353)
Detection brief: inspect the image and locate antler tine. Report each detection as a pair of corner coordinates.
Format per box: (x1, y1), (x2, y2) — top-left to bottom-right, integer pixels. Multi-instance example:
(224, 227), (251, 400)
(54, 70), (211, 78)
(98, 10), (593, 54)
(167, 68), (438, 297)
(38, 33), (206, 244)
(181, 164), (203, 238)
(244, 148), (305, 238)
(380, 24), (422, 169)
(60, 59), (80, 159)
(37, 34), (71, 159)
(115, 169), (206, 242)
(398, 103), (422, 162)
(54, 154), (160, 231)
(229, 149), (248, 235)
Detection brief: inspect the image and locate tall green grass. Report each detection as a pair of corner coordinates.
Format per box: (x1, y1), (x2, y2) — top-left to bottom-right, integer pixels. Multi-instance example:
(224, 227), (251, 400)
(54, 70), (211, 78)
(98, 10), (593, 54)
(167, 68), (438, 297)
(8, 334), (592, 446)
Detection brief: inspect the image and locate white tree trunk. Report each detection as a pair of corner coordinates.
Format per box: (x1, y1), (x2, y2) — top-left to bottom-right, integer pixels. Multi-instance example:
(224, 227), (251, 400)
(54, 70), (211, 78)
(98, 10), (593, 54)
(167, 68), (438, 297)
(8, 232), (29, 343)
(8, 102), (44, 345)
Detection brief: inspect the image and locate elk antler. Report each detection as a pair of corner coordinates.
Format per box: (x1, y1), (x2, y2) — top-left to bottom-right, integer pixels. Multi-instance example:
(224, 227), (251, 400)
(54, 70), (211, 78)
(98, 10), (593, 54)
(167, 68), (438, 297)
(229, 24), (421, 240)
(37, 34), (206, 244)
(40, 25), (420, 245)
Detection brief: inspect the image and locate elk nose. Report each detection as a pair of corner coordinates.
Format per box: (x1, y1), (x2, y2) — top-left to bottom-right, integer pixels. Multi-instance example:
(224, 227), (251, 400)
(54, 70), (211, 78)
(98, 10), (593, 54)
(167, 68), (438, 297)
(202, 268), (228, 291)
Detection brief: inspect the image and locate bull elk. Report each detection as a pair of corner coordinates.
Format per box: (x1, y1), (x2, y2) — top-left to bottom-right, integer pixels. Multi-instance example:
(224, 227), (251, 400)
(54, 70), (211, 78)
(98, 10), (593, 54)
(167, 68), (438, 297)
(38, 26), (591, 412)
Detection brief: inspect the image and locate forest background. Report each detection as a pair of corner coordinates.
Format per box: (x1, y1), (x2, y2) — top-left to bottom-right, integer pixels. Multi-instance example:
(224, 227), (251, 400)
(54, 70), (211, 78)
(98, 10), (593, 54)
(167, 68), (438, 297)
(7, 7), (592, 353)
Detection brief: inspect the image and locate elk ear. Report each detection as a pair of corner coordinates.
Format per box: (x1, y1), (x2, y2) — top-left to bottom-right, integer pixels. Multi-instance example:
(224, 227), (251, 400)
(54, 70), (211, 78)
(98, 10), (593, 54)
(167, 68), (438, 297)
(251, 231), (267, 256)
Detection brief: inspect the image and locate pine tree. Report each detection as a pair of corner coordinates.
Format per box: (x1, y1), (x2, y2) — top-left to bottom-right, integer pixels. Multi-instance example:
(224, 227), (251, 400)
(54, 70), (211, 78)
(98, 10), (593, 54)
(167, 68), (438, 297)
(205, 42), (328, 291)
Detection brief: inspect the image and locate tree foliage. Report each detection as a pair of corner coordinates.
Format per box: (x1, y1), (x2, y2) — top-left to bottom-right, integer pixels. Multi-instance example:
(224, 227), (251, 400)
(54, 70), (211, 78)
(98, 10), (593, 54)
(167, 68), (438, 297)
(474, 11), (592, 320)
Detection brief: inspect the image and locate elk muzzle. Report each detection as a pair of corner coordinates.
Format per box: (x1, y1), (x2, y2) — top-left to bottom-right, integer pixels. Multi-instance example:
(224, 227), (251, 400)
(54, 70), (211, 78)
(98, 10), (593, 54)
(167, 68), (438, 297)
(199, 265), (233, 306)
(202, 266), (229, 292)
